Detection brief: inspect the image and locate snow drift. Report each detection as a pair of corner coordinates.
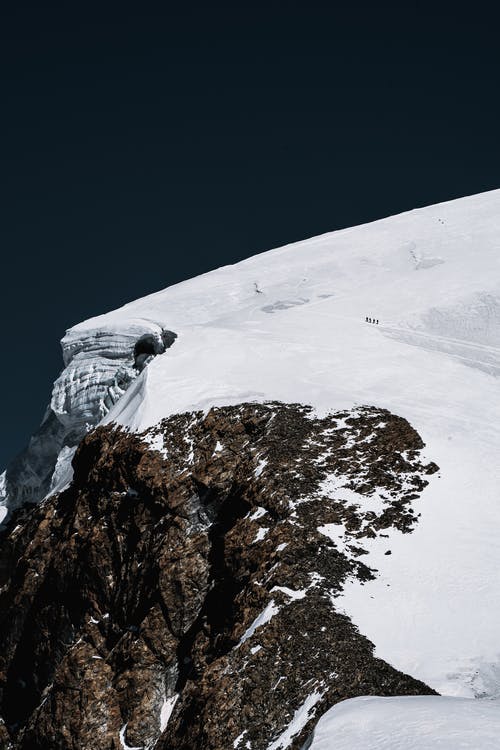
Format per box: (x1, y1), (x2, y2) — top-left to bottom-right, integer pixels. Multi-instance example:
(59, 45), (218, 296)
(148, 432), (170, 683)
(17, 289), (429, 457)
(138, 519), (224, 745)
(306, 696), (500, 750)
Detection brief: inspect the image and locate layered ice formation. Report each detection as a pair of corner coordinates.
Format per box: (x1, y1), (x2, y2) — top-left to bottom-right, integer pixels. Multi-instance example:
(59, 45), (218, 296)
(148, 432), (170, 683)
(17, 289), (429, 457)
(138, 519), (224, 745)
(0, 320), (176, 519)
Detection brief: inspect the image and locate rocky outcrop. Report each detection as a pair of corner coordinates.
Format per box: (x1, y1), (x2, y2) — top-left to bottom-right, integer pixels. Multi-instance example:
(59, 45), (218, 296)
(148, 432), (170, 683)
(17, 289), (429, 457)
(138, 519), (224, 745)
(0, 321), (177, 520)
(0, 402), (438, 749)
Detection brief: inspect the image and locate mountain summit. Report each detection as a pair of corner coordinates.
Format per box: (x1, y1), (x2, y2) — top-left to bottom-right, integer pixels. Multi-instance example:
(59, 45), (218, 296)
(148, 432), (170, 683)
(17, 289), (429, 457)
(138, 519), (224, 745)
(1, 190), (500, 748)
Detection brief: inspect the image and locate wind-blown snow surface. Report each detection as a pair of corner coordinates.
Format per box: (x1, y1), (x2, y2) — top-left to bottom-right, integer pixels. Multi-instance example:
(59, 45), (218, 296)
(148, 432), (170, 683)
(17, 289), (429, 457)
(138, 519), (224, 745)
(307, 696), (500, 749)
(5, 190), (500, 710)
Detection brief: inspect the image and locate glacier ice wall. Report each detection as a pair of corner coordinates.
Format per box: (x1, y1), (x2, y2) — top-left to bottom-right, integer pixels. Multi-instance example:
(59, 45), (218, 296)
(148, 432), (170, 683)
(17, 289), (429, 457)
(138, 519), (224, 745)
(0, 319), (176, 521)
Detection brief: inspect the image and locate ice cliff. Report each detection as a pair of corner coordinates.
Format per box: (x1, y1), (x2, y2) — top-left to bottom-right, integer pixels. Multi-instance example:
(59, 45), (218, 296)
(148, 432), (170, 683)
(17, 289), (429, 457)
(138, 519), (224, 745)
(0, 320), (176, 519)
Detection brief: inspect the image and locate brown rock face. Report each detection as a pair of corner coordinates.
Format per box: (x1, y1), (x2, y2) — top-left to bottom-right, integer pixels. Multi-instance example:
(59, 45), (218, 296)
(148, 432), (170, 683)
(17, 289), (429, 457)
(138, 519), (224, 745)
(0, 402), (438, 749)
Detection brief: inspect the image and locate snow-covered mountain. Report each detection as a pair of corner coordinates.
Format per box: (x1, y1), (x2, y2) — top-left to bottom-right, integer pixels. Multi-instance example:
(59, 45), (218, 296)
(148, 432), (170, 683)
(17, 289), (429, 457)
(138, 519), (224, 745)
(1, 189), (500, 748)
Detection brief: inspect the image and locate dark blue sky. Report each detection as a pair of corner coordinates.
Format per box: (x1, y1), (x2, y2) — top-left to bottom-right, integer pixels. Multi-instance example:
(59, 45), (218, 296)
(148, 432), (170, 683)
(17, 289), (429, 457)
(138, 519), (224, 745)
(1, 1), (499, 466)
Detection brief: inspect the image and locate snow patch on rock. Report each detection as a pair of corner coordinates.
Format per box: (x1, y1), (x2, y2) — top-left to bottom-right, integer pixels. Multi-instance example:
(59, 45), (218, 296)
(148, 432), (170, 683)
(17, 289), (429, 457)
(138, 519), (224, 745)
(267, 690), (325, 750)
(239, 600), (280, 645)
(159, 694), (178, 733)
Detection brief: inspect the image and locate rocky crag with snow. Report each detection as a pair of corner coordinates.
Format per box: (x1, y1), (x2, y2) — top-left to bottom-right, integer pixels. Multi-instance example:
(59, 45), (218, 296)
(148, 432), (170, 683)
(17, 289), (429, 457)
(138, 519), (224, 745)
(0, 402), (436, 749)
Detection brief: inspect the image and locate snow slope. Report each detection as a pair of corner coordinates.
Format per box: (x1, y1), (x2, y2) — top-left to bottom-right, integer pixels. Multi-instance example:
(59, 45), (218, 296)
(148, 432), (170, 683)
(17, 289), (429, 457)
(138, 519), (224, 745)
(307, 696), (500, 749)
(103, 190), (500, 700)
(4, 188), (500, 707)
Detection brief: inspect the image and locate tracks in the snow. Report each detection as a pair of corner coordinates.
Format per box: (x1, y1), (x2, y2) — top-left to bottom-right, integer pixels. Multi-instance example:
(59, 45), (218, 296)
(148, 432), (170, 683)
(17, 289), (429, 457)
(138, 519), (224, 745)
(380, 324), (500, 376)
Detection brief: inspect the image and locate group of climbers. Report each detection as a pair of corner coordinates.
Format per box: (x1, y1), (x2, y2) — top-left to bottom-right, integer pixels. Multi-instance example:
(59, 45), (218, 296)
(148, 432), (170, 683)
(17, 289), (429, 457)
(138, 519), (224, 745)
(365, 317), (379, 324)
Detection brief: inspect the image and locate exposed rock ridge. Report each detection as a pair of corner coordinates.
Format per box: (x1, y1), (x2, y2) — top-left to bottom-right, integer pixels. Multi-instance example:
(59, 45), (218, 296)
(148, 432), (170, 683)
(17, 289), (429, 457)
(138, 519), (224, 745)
(0, 402), (438, 749)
